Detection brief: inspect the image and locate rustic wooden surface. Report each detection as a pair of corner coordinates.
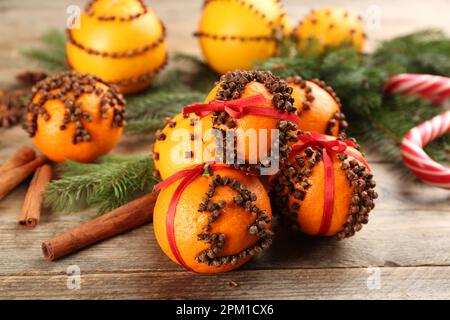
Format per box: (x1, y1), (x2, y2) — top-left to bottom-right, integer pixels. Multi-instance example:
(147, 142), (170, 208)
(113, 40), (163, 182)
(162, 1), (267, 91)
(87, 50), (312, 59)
(1, 0), (450, 300)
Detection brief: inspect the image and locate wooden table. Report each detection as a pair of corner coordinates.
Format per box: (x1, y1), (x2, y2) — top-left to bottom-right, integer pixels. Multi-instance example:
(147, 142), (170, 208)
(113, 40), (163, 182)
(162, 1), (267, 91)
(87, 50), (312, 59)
(1, 0), (450, 300)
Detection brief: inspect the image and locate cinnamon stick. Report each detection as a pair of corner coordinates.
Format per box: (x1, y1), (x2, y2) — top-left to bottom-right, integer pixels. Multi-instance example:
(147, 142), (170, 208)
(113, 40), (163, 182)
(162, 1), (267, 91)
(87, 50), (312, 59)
(0, 156), (47, 200)
(19, 164), (53, 228)
(42, 192), (157, 261)
(0, 147), (36, 174)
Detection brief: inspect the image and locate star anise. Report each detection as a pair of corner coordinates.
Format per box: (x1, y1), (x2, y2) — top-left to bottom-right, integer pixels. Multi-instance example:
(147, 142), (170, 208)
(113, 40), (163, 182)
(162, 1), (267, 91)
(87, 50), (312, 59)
(0, 89), (26, 128)
(16, 70), (48, 86)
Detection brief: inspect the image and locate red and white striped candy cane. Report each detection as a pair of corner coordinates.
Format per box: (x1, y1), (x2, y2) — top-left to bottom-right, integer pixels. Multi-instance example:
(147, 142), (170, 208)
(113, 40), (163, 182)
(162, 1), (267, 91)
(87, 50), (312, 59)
(385, 73), (450, 189)
(400, 111), (450, 189)
(385, 73), (450, 104)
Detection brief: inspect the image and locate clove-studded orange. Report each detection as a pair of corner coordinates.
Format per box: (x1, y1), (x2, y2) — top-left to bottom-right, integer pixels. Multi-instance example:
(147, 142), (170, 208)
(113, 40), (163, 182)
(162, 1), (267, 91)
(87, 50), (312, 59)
(286, 76), (348, 136)
(294, 8), (366, 54)
(152, 112), (215, 180)
(24, 71), (126, 163)
(269, 132), (377, 239)
(281, 14), (293, 37)
(66, 0), (167, 94)
(195, 0), (289, 74)
(198, 70), (298, 174)
(153, 165), (273, 273)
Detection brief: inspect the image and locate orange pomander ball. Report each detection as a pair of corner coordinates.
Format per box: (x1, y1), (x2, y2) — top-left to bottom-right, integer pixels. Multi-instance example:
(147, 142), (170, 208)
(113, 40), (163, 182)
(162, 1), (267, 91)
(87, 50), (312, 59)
(281, 14), (294, 37)
(24, 71), (126, 163)
(286, 76), (347, 136)
(152, 112), (214, 180)
(269, 133), (377, 239)
(153, 166), (273, 273)
(203, 70), (298, 173)
(294, 8), (366, 54)
(195, 0), (289, 74)
(66, 0), (167, 94)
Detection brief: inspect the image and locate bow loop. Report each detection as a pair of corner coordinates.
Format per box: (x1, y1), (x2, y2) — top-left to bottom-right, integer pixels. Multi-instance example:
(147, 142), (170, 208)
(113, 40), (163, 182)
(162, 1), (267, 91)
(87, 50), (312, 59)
(224, 103), (245, 119)
(323, 139), (348, 154)
(295, 132), (355, 155)
(183, 94), (300, 123)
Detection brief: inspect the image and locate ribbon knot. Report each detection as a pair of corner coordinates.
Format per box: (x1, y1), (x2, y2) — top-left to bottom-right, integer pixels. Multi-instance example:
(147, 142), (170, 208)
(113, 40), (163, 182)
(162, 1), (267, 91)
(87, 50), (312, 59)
(183, 94), (300, 123)
(294, 135), (352, 155)
(323, 140), (349, 154)
(218, 100), (246, 119)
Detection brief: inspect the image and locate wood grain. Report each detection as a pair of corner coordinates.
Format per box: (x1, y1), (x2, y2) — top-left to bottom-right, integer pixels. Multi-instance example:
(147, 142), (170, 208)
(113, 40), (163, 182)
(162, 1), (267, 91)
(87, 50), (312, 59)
(0, 207), (449, 276)
(1, 267), (449, 299)
(0, 0), (450, 300)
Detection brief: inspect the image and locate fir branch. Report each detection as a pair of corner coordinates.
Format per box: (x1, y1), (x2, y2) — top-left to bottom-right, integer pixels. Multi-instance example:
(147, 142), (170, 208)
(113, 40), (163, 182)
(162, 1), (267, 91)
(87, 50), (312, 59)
(126, 90), (205, 133)
(45, 155), (157, 214)
(349, 95), (449, 165)
(22, 29), (67, 71)
(173, 52), (218, 92)
(124, 58), (212, 133)
(257, 47), (388, 116)
(371, 29), (450, 76)
(150, 68), (191, 92)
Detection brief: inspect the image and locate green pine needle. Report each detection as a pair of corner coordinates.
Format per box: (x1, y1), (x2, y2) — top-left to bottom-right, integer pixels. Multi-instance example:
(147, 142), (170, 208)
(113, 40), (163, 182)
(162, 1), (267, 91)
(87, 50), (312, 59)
(22, 29), (68, 71)
(126, 90), (205, 133)
(44, 155), (157, 214)
(124, 68), (208, 133)
(371, 29), (450, 75)
(173, 52), (218, 92)
(349, 95), (450, 165)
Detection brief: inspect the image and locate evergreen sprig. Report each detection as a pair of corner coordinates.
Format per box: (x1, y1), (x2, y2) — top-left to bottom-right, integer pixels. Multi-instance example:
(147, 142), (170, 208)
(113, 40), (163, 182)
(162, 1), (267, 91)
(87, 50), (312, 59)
(44, 155), (156, 214)
(126, 91), (204, 132)
(371, 30), (450, 75)
(125, 69), (207, 133)
(22, 29), (68, 71)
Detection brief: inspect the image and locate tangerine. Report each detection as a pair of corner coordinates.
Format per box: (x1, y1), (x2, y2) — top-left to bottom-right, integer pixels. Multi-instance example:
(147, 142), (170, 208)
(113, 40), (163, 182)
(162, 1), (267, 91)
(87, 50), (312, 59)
(286, 76), (347, 136)
(270, 132), (377, 239)
(195, 0), (289, 74)
(152, 112), (215, 180)
(66, 0), (167, 94)
(203, 70), (298, 173)
(153, 166), (273, 273)
(24, 71), (126, 163)
(294, 8), (366, 54)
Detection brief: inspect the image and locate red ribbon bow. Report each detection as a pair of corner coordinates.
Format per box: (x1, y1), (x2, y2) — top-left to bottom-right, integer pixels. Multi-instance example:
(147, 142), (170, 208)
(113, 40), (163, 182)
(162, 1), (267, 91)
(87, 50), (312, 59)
(183, 94), (300, 123)
(154, 163), (255, 271)
(293, 132), (370, 236)
(293, 135), (352, 155)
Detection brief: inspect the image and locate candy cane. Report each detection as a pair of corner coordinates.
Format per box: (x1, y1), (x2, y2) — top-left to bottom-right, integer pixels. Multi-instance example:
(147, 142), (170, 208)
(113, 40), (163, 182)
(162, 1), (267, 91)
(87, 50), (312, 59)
(385, 73), (450, 104)
(400, 111), (450, 189)
(385, 73), (450, 189)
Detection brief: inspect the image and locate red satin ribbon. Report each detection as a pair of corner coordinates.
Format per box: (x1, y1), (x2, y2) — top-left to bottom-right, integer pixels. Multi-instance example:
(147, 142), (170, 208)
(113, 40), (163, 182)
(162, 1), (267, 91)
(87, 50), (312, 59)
(153, 163), (254, 271)
(183, 94), (300, 123)
(294, 132), (371, 235)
